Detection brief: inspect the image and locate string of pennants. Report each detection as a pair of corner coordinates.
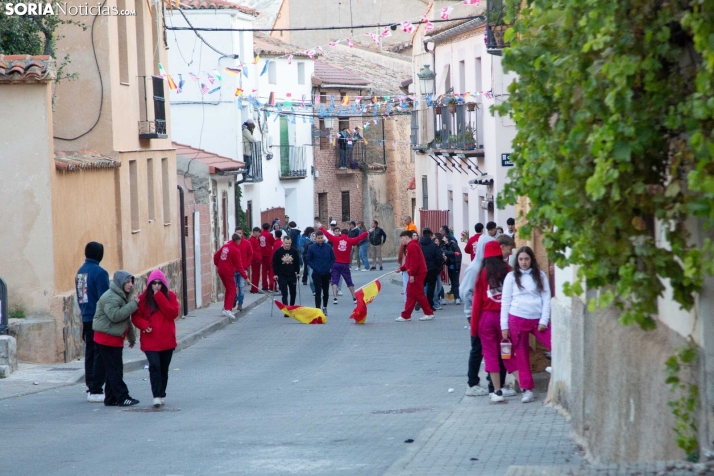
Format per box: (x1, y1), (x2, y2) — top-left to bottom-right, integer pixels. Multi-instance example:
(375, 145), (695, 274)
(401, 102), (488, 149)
(158, 0), (484, 96)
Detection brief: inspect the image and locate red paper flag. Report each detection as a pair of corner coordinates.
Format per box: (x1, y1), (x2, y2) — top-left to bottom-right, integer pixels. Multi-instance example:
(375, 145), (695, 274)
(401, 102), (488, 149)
(349, 281), (381, 324)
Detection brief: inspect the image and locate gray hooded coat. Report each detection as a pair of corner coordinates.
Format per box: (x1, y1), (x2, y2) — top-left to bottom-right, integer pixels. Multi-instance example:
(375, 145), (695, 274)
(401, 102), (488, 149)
(92, 270), (137, 344)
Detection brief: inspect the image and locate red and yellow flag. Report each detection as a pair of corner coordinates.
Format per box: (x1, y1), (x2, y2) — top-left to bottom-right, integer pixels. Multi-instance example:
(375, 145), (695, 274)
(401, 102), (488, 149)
(349, 280), (382, 324)
(341, 95), (350, 106)
(167, 74), (178, 91)
(275, 301), (326, 324)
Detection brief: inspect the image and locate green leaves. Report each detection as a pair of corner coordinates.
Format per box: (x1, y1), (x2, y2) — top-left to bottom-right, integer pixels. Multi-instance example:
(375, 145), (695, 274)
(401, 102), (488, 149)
(496, 0), (714, 332)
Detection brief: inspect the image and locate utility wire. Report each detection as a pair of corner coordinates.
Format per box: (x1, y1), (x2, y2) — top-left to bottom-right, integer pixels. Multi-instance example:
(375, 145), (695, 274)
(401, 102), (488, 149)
(165, 15), (483, 33)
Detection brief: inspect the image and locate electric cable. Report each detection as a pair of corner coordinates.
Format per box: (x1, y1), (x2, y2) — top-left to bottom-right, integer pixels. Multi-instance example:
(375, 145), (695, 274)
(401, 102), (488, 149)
(54, 0), (107, 141)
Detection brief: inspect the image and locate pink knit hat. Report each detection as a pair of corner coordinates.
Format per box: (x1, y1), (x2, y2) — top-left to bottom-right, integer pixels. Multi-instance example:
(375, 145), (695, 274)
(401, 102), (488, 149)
(147, 269), (169, 289)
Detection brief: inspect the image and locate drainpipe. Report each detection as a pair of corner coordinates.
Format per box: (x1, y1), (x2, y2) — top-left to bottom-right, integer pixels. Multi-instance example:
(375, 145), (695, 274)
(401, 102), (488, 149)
(177, 185), (189, 317)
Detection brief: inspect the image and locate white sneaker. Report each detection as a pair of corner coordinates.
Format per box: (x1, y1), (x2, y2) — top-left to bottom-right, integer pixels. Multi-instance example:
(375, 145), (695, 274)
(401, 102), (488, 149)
(395, 316), (411, 322)
(361, 268), (369, 272)
(433, 305), (443, 310)
(222, 309), (235, 319)
(490, 391), (505, 403)
(333, 297), (338, 304)
(353, 267), (360, 271)
(465, 385), (489, 397)
(455, 298), (462, 304)
(153, 397), (162, 408)
(337, 291), (343, 296)
(87, 393), (104, 403)
(521, 390), (534, 403)
(419, 314), (435, 321)
(501, 387), (517, 397)
(160, 398), (165, 405)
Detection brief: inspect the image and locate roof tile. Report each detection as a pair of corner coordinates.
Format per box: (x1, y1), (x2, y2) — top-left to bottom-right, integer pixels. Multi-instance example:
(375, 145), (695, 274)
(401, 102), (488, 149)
(0, 55), (56, 83)
(54, 150), (120, 172)
(173, 142), (245, 174)
(176, 0), (257, 15)
(313, 61), (370, 87)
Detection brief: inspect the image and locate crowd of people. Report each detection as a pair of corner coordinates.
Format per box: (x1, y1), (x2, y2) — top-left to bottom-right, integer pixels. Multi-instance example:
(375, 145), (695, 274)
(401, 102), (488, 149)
(75, 214), (550, 408)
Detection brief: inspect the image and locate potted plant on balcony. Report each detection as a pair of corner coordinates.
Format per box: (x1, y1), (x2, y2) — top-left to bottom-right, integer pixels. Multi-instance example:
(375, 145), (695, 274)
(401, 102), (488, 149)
(434, 104), (442, 114)
(466, 102), (477, 112)
(434, 131), (442, 149)
(448, 98), (458, 113)
(465, 126), (476, 149)
(448, 134), (457, 148)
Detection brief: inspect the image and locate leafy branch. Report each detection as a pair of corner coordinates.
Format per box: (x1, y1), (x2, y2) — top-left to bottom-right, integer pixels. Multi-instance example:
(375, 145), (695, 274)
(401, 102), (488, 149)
(665, 340), (700, 461)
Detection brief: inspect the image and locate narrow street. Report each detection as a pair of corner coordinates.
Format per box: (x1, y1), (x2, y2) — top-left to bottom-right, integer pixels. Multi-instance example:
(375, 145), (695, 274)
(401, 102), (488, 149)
(0, 273), (581, 475)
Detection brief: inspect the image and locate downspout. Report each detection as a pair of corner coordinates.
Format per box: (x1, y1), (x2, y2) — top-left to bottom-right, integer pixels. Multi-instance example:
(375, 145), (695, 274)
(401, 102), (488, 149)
(177, 185), (189, 317)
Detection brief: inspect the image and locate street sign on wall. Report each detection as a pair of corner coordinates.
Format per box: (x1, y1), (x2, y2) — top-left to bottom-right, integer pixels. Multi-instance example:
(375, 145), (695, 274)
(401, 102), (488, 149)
(501, 153), (514, 167)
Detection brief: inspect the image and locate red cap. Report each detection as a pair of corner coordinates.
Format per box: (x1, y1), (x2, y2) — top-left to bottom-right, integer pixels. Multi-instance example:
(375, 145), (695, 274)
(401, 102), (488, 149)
(483, 240), (502, 259)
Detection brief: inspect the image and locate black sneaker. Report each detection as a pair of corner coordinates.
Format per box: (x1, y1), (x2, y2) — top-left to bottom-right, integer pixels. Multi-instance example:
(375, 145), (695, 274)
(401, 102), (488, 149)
(370, 267), (376, 270)
(118, 398), (140, 407)
(353, 297), (357, 303)
(379, 266), (383, 270)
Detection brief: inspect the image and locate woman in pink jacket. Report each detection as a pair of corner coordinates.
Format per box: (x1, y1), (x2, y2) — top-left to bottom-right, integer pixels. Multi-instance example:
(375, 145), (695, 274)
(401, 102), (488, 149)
(131, 270), (180, 408)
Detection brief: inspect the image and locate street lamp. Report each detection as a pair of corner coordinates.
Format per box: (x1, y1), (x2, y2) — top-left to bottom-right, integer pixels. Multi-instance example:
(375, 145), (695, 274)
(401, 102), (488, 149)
(417, 64), (436, 95)
(324, 116), (335, 129)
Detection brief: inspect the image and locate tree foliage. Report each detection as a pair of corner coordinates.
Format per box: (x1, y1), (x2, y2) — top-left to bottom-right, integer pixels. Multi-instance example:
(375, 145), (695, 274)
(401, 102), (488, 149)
(0, 3), (61, 55)
(497, 0), (714, 329)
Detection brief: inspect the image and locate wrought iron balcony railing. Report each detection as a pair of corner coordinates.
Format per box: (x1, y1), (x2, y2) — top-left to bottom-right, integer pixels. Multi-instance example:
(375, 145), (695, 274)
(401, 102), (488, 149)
(243, 141), (263, 183)
(274, 145), (308, 179)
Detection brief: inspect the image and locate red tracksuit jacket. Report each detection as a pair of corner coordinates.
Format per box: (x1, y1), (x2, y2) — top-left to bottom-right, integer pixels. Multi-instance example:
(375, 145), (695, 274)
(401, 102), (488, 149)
(214, 241), (247, 278)
(237, 238), (253, 269)
(259, 231), (275, 258)
(399, 240), (427, 277)
(320, 227), (368, 264)
(249, 236), (262, 263)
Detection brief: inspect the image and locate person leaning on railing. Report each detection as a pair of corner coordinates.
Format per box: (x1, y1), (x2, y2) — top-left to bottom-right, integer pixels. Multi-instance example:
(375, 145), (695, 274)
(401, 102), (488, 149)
(242, 119), (257, 176)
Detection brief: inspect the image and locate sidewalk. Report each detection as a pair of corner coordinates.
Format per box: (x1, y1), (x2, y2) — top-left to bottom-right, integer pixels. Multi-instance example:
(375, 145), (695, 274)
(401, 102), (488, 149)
(0, 291), (269, 401)
(506, 461), (714, 475)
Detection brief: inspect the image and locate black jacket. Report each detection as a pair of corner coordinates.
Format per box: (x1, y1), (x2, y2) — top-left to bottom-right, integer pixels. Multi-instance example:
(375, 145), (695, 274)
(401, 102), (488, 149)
(348, 227), (360, 239)
(419, 236), (444, 272)
(369, 226), (387, 246)
(272, 247), (301, 277)
(441, 240), (462, 270)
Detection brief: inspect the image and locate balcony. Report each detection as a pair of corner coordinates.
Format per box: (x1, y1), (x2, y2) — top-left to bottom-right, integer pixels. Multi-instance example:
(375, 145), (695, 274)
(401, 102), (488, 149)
(486, 0), (512, 55)
(138, 76), (168, 139)
(274, 145), (308, 180)
(243, 141), (263, 183)
(334, 140), (387, 173)
(431, 104), (482, 154)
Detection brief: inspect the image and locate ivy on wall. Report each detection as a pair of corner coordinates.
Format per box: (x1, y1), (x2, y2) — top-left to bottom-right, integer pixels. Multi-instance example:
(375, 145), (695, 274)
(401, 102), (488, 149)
(497, 0), (714, 330)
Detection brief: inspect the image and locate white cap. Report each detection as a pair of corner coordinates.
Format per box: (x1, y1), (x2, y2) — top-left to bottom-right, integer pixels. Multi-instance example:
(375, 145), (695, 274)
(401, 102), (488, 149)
(330, 220), (337, 225)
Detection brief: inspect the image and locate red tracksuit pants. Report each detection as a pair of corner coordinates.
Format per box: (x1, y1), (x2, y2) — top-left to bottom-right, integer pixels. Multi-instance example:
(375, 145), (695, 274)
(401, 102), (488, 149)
(219, 270), (236, 311)
(261, 255), (273, 291)
(250, 260), (261, 293)
(401, 273), (433, 319)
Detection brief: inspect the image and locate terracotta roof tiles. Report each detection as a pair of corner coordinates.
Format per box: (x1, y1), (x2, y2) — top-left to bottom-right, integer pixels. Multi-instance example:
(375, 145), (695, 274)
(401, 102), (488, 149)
(313, 61), (370, 87)
(54, 150), (120, 172)
(173, 142), (245, 174)
(0, 55), (55, 83)
(253, 32), (312, 58)
(176, 0), (257, 16)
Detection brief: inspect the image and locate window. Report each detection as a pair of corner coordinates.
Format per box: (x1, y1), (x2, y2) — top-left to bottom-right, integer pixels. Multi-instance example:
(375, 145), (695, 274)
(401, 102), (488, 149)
(338, 117), (350, 132)
(147, 158), (155, 221)
(319, 119), (329, 150)
(341, 191), (350, 222)
(268, 61), (277, 85)
(297, 62), (305, 85)
(129, 160), (139, 231)
(422, 176), (428, 210)
(318, 193), (328, 223)
(459, 60), (466, 93)
(162, 158), (171, 225)
(117, 0), (129, 84)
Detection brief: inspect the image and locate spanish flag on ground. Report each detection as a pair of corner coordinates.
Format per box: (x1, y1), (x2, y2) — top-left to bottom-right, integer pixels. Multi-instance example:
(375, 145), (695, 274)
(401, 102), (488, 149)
(275, 301), (326, 324)
(349, 280), (382, 324)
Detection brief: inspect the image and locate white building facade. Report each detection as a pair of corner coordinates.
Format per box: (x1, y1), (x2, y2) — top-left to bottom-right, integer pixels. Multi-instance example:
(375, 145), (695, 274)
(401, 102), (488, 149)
(411, 18), (516, 262)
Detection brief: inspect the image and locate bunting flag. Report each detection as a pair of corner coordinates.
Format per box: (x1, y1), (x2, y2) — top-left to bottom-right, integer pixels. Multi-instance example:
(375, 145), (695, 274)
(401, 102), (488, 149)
(423, 15), (434, 32)
(189, 72), (200, 82)
(401, 21), (414, 33)
(275, 301), (326, 324)
(349, 281), (382, 324)
(367, 32), (380, 45)
(440, 7), (453, 20)
(347, 38), (354, 48)
(253, 54), (260, 64)
(200, 83), (209, 95)
(167, 74), (178, 91)
(205, 72), (215, 85)
(268, 92), (276, 106)
(379, 27), (392, 38)
(301, 94), (306, 108)
(260, 60), (270, 76)
(158, 63), (167, 78)
(371, 96), (378, 104)
(287, 54), (293, 64)
(208, 86), (221, 94)
(243, 68), (249, 78)
(235, 88), (244, 97)
(212, 69), (222, 81)
(177, 74), (184, 93)
(462, 0), (480, 3)
(224, 67), (242, 76)
(316, 45), (327, 57)
(341, 95), (350, 106)
(284, 93), (293, 107)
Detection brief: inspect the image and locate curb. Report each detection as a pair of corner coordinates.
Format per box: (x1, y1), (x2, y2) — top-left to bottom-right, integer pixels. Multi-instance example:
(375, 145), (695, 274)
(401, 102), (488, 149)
(70, 294), (270, 384)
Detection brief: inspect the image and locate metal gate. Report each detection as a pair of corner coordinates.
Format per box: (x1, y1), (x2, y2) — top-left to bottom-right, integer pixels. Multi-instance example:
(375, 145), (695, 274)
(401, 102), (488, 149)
(419, 209), (449, 234)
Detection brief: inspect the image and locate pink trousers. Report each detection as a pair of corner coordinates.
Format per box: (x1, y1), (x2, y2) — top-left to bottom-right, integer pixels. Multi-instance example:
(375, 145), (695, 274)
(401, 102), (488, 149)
(508, 314), (551, 390)
(479, 311), (517, 373)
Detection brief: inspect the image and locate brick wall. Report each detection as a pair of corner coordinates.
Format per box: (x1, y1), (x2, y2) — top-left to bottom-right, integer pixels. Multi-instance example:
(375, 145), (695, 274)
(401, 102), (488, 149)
(183, 197), (212, 311)
(261, 207), (286, 227)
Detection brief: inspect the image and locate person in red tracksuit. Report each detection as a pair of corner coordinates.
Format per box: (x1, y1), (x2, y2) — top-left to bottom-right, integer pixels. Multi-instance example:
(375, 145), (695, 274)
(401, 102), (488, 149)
(259, 223), (276, 291)
(214, 234), (248, 319)
(396, 230), (434, 322)
(234, 227), (253, 312)
(131, 269), (180, 408)
(317, 223), (368, 304)
(249, 227), (262, 294)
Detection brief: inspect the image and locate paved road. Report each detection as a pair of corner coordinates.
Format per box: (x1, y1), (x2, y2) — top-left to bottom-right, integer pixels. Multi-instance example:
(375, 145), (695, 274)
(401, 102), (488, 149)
(0, 271), (582, 475)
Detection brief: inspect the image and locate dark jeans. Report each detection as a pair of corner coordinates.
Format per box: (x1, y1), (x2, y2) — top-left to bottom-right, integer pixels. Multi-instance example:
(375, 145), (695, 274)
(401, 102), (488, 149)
(424, 268), (440, 309)
(278, 275), (297, 305)
(145, 349), (174, 398)
(468, 335), (506, 392)
(98, 343), (130, 405)
(82, 321), (105, 394)
(244, 154), (252, 176)
(448, 268), (460, 299)
(312, 272), (331, 308)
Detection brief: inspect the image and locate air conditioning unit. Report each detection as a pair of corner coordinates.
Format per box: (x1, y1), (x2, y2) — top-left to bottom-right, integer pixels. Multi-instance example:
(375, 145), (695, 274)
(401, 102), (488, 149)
(480, 194), (494, 210)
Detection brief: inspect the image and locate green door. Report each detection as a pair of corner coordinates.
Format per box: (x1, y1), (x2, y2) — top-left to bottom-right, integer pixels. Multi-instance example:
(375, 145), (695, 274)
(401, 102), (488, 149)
(280, 116), (290, 176)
